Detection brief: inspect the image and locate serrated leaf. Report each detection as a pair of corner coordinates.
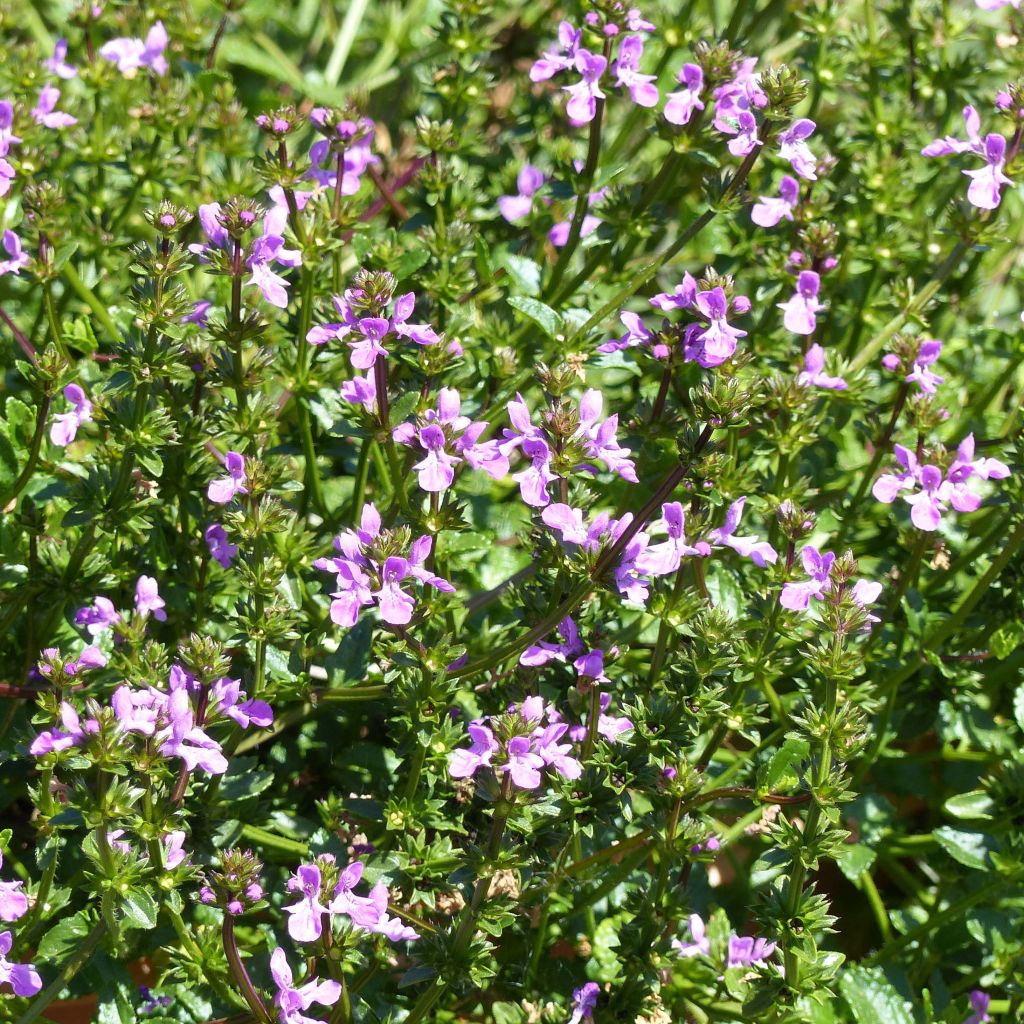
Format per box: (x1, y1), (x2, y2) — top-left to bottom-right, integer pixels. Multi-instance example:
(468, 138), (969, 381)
(933, 827), (992, 870)
(121, 888), (159, 930)
(499, 253), (541, 296)
(507, 296), (561, 339)
(839, 965), (914, 1024)
(37, 909), (93, 961)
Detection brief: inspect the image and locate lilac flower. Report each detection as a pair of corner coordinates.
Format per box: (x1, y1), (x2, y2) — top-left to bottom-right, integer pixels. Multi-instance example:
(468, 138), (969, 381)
(392, 388), (509, 493)
(160, 688), (229, 775)
(751, 175), (799, 227)
(75, 596), (120, 636)
(727, 934), (777, 969)
(923, 106), (1013, 209)
(210, 677), (273, 729)
(707, 498), (778, 566)
(726, 109), (761, 156)
(162, 831), (188, 870)
(530, 21), (583, 82)
(0, 232), (28, 276)
(29, 701), (99, 755)
(135, 575), (167, 622)
(448, 724), (499, 779)
(634, 502), (710, 576)
(777, 118), (818, 179)
(672, 914), (711, 958)
(499, 164), (546, 222)
(780, 545), (882, 613)
(327, 861), (381, 928)
(891, 338), (944, 394)
(100, 21), (169, 77)
(873, 437), (1011, 530)
(182, 300), (212, 327)
(0, 852), (27, 922)
(207, 452), (247, 504)
(613, 35), (659, 108)
(0, 932), (41, 997)
(521, 616), (585, 667)
(687, 287), (748, 366)
(569, 982), (599, 1024)
(532, 723), (584, 779)
(339, 372), (377, 412)
(285, 864), (330, 942)
(49, 383), (92, 447)
(44, 39), (77, 79)
(565, 51), (608, 126)
(566, 691), (633, 743)
(965, 991), (991, 1024)
(798, 344), (847, 390)
(712, 57), (768, 133)
(0, 159), (13, 199)
(664, 63), (704, 126)
(269, 947), (341, 1024)
(361, 882), (420, 941)
(205, 524), (238, 568)
(0, 102), (21, 158)
(308, 289), (440, 362)
(964, 133), (1012, 209)
(779, 271), (823, 335)
(32, 86), (76, 128)
(315, 504), (454, 629)
(306, 116), (379, 196)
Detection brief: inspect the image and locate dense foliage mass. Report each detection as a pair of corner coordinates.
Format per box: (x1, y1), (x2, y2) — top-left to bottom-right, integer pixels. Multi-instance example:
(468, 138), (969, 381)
(0, 0), (1023, 1022)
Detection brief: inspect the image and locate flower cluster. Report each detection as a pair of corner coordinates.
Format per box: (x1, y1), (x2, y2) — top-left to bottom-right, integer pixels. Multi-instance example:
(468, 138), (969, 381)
(873, 435), (1011, 531)
(449, 696), (584, 790)
(923, 104), (1014, 209)
(780, 546), (882, 618)
(315, 503), (454, 627)
(497, 163), (604, 246)
(673, 913), (777, 970)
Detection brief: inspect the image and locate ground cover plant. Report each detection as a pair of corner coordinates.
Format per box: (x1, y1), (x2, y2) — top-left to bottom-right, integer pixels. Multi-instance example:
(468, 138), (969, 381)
(0, 0), (1023, 1021)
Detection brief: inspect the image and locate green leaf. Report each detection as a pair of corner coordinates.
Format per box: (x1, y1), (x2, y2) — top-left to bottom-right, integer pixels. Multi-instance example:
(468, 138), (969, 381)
(0, 424), (18, 503)
(507, 296), (561, 340)
(499, 253), (542, 297)
(1014, 683), (1024, 733)
(943, 791), (994, 821)
(932, 826), (993, 870)
(37, 909), (93, 961)
(837, 843), (877, 884)
(120, 888), (159, 930)
(991, 622), (1024, 659)
(839, 965), (914, 1024)
(757, 738), (810, 793)
(4, 397), (35, 451)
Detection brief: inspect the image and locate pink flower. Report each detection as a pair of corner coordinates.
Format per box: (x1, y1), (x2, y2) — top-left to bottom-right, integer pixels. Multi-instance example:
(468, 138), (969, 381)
(50, 383), (92, 446)
(777, 118), (817, 179)
(634, 502), (711, 576)
(135, 575), (167, 621)
(564, 50), (607, 126)
(285, 864), (330, 943)
(613, 35), (659, 107)
(778, 271), (823, 335)
(270, 947), (341, 1024)
(205, 524), (238, 568)
(530, 21), (582, 82)
(751, 175), (800, 227)
(448, 724), (499, 779)
(664, 63), (704, 126)
(32, 85), (76, 128)
(672, 914), (711, 958)
(707, 497), (778, 566)
(797, 343), (847, 390)
(0, 852), (27, 922)
(99, 21), (169, 77)
(44, 39), (77, 79)
(207, 451), (247, 504)
(0, 931), (41, 997)
(499, 164), (546, 222)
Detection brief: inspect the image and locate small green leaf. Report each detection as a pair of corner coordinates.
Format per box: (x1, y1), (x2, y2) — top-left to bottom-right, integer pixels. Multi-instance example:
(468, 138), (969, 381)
(943, 791), (994, 821)
(1014, 683), (1024, 733)
(37, 909), (93, 961)
(837, 843), (877, 884)
(120, 888), (159, 931)
(839, 965), (914, 1024)
(933, 826), (992, 870)
(507, 296), (561, 340)
(991, 622), (1024, 659)
(499, 253), (542, 297)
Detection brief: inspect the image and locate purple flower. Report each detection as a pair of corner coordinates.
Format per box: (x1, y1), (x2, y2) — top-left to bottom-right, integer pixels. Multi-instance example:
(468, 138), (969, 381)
(306, 117), (378, 197)
(923, 106), (1013, 209)
(99, 21), (169, 77)
(327, 861), (380, 929)
(393, 388), (509, 493)
(532, 723), (583, 780)
(664, 63), (704, 126)
(50, 383), (92, 446)
(0, 231), (27, 276)
(965, 990), (991, 1024)
(780, 545), (882, 613)
(285, 864), (330, 942)
(316, 504), (454, 629)
(29, 701), (100, 756)
(75, 596), (120, 636)
(751, 175), (800, 227)
(569, 982), (599, 1024)
(707, 498), (778, 566)
(777, 118), (818, 179)
(0, 852), (27, 923)
(531, 21), (582, 82)
(0, 159), (14, 199)
(0, 102), (21, 158)
(44, 39), (77, 79)
(160, 688), (229, 775)
(210, 677), (273, 729)
(503, 735), (545, 788)
(906, 339), (943, 393)
(727, 934), (777, 969)
(162, 831), (188, 870)
(448, 724), (499, 779)
(32, 85), (76, 128)
(798, 343), (847, 390)
(722, 109), (760, 157)
(0, 932), (41, 997)
(672, 914), (711, 958)
(688, 287), (748, 366)
(205, 524), (238, 568)
(634, 502), (710, 576)
(208, 451), (247, 504)
(182, 300), (212, 327)
(613, 35), (659, 107)
(521, 616), (585, 667)
(358, 882), (420, 941)
(565, 51), (608, 126)
(499, 164), (546, 222)
(135, 575), (167, 622)
(778, 271), (823, 335)
(269, 947), (341, 1024)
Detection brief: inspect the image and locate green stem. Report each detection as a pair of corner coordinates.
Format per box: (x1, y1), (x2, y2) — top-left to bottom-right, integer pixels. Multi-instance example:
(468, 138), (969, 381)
(222, 917), (273, 1024)
(62, 263), (120, 343)
(5, 396), (51, 508)
(168, 907), (240, 1009)
(41, 281), (66, 359)
(13, 920), (107, 1024)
